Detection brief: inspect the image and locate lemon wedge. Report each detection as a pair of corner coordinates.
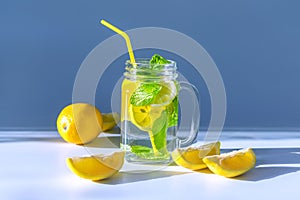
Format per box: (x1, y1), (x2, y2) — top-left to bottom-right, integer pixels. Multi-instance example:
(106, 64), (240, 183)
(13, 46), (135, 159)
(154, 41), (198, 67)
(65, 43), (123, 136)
(66, 151), (124, 181)
(101, 113), (120, 132)
(171, 141), (221, 170)
(203, 148), (256, 178)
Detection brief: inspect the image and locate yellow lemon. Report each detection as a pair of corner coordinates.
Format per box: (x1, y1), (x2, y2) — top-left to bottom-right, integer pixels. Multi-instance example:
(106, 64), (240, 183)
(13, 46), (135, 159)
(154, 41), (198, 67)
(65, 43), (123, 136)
(102, 113), (120, 132)
(172, 141), (221, 170)
(129, 104), (164, 131)
(203, 148), (256, 178)
(56, 103), (103, 144)
(152, 82), (178, 106)
(66, 151), (125, 181)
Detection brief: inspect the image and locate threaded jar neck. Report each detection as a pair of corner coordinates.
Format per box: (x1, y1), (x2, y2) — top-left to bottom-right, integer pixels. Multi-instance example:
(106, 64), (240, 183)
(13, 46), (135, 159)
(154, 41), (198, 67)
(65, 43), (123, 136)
(124, 58), (178, 81)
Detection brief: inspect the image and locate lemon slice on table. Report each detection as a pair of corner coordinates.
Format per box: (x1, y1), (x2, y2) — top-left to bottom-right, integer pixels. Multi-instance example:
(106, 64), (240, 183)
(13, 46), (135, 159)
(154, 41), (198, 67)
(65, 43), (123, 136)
(171, 142), (221, 170)
(203, 148), (256, 178)
(66, 151), (125, 181)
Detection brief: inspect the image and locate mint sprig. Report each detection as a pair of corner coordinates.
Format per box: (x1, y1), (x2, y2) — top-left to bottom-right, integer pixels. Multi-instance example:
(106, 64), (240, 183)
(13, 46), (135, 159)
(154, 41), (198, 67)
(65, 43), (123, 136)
(149, 54), (171, 70)
(130, 83), (162, 106)
(167, 96), (178, 127)
(131, 145), (152, 154)
(130, 145), (169, 160)
(152, 110), (168, 153)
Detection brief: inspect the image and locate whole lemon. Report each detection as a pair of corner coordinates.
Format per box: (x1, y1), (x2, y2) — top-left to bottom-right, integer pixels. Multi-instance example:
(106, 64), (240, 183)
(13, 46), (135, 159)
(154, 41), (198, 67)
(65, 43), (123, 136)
(56, 103), (103, 144)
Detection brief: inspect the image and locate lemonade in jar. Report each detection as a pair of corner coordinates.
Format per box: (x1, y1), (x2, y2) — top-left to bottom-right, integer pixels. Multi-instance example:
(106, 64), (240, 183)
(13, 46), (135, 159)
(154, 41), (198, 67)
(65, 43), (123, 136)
(121, 55), (198, 164)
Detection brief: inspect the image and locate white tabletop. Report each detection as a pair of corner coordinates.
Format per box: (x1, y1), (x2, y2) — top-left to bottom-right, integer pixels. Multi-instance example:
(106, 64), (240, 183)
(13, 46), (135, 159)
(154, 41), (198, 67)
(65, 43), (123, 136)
(1, 131), (299, 200)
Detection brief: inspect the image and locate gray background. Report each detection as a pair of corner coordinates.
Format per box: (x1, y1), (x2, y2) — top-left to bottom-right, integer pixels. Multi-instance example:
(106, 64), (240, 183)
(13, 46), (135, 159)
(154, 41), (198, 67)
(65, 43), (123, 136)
(1, 0), (299, 131)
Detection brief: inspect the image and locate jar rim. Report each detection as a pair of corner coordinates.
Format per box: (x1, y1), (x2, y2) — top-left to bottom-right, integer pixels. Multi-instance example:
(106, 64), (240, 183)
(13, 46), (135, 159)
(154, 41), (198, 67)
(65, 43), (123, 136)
(124, 58), (177, 81)
(125, 58), (176, 70)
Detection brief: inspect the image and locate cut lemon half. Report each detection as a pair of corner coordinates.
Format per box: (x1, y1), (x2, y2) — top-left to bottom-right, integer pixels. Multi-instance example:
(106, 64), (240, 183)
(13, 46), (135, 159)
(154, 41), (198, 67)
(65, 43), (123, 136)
(171, 141), (221, 170)
(203, 148), (256, 178)
(66, 151), (124, 181)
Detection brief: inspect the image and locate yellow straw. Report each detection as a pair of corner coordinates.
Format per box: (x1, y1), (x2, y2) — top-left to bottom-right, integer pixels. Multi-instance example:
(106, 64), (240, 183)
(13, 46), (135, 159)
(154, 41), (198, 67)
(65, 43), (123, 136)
(100, 19), (136, 64)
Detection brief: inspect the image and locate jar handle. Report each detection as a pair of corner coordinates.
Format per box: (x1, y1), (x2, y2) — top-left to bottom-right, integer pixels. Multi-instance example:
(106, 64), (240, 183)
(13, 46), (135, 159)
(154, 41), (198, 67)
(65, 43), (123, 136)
(177, 81), (200, 147)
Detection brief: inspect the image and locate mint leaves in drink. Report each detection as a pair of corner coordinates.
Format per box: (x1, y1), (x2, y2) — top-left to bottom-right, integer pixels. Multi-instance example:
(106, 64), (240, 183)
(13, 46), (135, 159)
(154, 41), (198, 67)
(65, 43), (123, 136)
(152, 110), (168, 153)
(129, 54), (177, 159)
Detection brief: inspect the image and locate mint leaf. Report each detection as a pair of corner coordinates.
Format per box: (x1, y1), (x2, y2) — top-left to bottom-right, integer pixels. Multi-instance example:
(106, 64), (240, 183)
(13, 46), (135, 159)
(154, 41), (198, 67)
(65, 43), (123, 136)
(131, 146), (154, 159)
(152, 110), (168, 153)
(150, 54), (171, 70)
(130, 83), (162, 106)
(166, 96), (178, 127)
(130, 145), (168, 160)
(131, 145), (152, 154)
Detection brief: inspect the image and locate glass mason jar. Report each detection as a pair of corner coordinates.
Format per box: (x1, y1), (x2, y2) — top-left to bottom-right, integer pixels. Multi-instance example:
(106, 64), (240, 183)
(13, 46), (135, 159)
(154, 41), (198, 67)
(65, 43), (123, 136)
(121, 58), (199, 164)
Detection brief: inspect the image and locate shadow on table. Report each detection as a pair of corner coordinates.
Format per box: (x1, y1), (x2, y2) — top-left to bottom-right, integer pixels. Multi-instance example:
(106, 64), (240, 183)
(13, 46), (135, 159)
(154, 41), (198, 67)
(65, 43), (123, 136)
(0, 136), (120, 147)
(0, 128), (121, 145)
(0, 136), (64, 143)
(95, 170), (190, 185)
(84, 136), (120, 148)
(222, 148), (300, 182)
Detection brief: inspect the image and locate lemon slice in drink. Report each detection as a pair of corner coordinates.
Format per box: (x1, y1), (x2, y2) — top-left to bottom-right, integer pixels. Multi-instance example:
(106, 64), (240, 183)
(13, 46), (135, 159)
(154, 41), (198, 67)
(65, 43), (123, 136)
(66, 151), (125, 181)
(172, 142), (221, 170)
(203, 148), (256, 178)
(129, 105), (164, 131)
(152, 82), (177, 106)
